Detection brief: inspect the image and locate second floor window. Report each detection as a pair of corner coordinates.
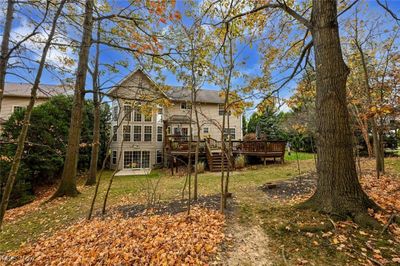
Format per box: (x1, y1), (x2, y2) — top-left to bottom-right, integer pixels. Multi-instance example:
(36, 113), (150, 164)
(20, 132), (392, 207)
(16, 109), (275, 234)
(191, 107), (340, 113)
(144, 126), (152, 141)
(157, 126), (163, 142)
(203, 127), (209, 134)
(13, 106), (24, 113)
(218, 104), (225, 116)
(181, 102), (191, 110)
(113, 106), (118, 121)
(144, 113), (152, 122)
(124, 105), (132, 121)
(133, 125), (141, 141)
(112, 126), (118, 141)
(223, 128), (236, 140)
(134, 108), (142, 122)
(123, 125), (131, 141)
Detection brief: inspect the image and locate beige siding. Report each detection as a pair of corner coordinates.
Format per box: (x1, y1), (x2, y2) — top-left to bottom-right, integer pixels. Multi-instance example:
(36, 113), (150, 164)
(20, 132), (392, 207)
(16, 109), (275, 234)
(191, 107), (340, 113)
(0, 96), (48, 133)
(165, 102), (242, 141)
(109, 70), (243, 170)
(0, 96), (47, 121)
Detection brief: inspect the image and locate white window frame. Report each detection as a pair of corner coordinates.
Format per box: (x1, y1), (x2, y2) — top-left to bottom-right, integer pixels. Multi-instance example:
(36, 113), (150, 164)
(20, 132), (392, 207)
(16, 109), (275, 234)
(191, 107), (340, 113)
(133, 125), (141, 141)
(223, 128), (236, 140)
(123, 125), (131, 141)
(113, 105), (118, 121)
(203, 127), (209, 134)
(123, 104), (132, 121)
(157, 126), (163, 142)
(156, 150), (163, 164)
(13, 105), (25, 113)
(134, 108), (142, 122)
(112, 125), (118, 141)
(144, 125), (152, 142)
(180, 102), (191, 110)
(112, 150), (117, 165)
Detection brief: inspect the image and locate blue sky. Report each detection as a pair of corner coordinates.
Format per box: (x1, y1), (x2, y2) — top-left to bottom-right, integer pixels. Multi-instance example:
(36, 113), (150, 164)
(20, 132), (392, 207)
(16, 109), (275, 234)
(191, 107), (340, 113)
(2, 0), (399, 114)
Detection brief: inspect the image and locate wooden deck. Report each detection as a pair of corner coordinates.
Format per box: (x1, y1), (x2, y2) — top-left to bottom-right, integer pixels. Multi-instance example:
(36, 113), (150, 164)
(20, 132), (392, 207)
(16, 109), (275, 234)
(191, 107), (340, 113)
(165, 136), (286, 172)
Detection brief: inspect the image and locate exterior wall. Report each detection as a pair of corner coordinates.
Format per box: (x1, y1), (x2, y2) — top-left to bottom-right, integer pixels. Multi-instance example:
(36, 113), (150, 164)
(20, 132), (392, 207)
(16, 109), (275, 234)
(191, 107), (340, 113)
(109, 71), (164, 170)
(0, 96), (48, 132)
(165, 102), (243, 141)
(109, 70), (244, 170)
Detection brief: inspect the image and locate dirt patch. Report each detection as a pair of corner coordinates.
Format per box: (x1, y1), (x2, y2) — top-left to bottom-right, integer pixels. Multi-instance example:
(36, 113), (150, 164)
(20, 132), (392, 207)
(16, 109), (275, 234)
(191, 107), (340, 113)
(260, 173), (317, 200)
(223, 223), (273, 266)
(119, 194), (234, 218)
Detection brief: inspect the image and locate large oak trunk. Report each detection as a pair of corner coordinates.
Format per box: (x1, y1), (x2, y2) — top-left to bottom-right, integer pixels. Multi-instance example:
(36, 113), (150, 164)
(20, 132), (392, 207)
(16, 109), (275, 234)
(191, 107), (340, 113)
(304, 0), (378, 220)
(53, 0), (94, 198)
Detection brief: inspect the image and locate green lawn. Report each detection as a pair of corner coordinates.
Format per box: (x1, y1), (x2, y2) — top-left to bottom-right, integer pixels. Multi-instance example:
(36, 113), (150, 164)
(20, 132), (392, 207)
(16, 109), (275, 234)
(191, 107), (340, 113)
(285, 151), (315, 161)
(0, 160), (315, 253)
(1, 157), (399, 265)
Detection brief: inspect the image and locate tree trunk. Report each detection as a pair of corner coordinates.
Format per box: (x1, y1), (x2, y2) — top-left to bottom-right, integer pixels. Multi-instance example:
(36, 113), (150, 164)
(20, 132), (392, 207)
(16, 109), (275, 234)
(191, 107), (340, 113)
(0, 0), (14, 113)
(85, 20), (101, 186)
(0, 1), (66, 229)
(53, 0), (94, 198)
(304, 0), (379, 222)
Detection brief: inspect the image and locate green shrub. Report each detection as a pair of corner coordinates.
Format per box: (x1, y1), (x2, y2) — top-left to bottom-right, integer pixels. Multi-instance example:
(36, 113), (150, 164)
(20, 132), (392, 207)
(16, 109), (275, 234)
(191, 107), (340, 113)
(235, 155), (246, 169)
(0, 95), (110, 209)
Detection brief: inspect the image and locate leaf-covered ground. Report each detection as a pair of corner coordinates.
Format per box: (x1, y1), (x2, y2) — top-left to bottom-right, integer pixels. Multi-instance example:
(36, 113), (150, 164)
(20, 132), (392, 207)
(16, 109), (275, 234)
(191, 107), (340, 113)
(4, 208), (224, 265)
(0, 157), (399, 265)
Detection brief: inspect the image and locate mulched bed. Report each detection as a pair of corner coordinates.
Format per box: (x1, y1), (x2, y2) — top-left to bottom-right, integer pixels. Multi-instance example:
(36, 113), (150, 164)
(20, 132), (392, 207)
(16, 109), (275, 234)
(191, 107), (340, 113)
(119, 194), (234, 218)
(260, 173), (317, 199)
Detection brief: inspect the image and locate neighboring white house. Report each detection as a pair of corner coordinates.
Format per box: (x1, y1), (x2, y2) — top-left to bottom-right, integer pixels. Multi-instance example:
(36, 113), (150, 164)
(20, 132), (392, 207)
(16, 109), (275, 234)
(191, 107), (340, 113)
(108, 69), (243, 171)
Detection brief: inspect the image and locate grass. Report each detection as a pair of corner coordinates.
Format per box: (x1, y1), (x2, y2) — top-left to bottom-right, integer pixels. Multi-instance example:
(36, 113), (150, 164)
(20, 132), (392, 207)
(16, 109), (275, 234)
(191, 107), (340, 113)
(1, 157), (399, 265)
(285, 151), (315, 161)
(0, 160), (315, 253)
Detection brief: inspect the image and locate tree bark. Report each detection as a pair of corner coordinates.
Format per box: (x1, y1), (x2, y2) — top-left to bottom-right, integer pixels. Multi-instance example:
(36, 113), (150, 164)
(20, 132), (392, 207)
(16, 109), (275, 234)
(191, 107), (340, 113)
(0, 0), (14, 113)
(53, 0), (94, 198)
(0, 0), (66, 229)
(85, 20), (101, 186)
(304, 0), (379, 222)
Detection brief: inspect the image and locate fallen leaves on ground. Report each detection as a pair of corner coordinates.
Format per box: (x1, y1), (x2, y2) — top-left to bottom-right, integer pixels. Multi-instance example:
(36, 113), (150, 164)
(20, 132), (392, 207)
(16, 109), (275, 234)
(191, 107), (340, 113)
(3, 186), (56, 223)
(5, 207), (224, 265)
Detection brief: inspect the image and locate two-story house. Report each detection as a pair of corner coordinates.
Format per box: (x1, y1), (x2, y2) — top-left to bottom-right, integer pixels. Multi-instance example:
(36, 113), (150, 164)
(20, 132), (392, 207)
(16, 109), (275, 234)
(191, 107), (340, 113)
(109, 69), (243, 171)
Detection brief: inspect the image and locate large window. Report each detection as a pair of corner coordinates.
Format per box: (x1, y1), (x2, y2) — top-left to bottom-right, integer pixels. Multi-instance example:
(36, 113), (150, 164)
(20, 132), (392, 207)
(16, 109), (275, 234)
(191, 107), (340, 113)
(112, 150), (117, 165)
(113, 106), (118, 121)
(144, 112), (152, 122)
(123, 125), (131, 141)
(134, 108), (142, 122)
(156, 150), (163, 164)
(133, 126), (141, 141)
(124, 151), (150, 168)
(124, 105), (132, 121)
(157, 126), (163, 142)
(142, 151), (150, 168)
(157, 107), (163, 123)
(223, 128), (236, 140)
(112, 126), (118, 141)
(144, 126), (152, 142)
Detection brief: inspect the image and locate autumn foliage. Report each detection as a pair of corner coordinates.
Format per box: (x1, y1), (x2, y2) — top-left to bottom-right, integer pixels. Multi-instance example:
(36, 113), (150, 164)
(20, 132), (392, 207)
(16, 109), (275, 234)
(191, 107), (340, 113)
(7, 208), (224, 265)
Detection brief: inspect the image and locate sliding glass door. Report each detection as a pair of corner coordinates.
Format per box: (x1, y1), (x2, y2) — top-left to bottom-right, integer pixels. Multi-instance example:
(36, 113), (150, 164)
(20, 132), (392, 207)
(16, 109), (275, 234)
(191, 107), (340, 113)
(124, 150), (151, 169)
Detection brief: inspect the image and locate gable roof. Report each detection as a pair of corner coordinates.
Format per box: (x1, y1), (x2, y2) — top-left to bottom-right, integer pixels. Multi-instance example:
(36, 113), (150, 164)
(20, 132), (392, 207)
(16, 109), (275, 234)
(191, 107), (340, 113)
(165, 86), (224, 104)
(4, 83), (73, 98)
(110, 69), (224, 104)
